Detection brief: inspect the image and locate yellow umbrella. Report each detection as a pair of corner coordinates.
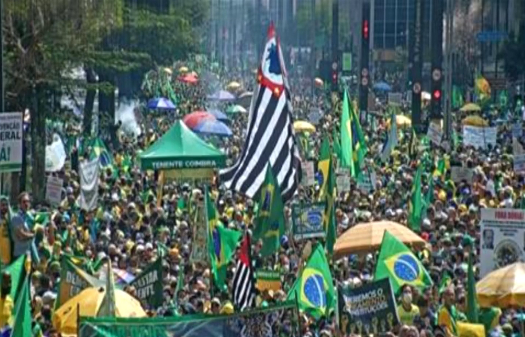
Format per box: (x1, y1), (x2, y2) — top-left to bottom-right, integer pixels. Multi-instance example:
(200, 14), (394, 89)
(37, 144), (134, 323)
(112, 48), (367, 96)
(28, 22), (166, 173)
(314, 78), (324, 87)
(226, 81), (241, 90)
(460, 103), (482, 112)
(387, 115), (412, 128)
(53, 287), (146, 335)
(334, 221), (426, 258)
(477, 263), (525, 308)
(179, 66), (189, 73)
(293, 121), (316, 133)
(462, 115), (488, 127)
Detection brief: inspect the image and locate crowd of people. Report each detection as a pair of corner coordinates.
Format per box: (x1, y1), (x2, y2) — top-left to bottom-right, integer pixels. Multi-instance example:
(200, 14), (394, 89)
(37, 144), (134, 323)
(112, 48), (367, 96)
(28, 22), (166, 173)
(0, 61), (523, 337)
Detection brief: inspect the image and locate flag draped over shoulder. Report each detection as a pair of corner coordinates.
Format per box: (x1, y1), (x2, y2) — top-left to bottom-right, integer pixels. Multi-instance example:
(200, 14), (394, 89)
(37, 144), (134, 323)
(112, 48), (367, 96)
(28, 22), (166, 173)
(287, 243), (335, 318)
(409, 164), (423, 232)
(318, 135), (330, 199)
(375, 231), (432, 294)
(219, 24), (301, 202)
(253, 165), (285, 257)
(205, 187), (242, 290)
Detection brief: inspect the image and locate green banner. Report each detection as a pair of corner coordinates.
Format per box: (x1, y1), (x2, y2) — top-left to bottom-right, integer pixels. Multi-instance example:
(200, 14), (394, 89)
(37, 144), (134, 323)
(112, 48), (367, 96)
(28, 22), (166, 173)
(338, 278), (399, 335)
(256, 269), (282, 292)
(79, 302), (298, 337)
(56, 256), (103, 309)
(129, 258), (164, 309)
(342, 52), (352, 72)
(291, 203), (326, 240)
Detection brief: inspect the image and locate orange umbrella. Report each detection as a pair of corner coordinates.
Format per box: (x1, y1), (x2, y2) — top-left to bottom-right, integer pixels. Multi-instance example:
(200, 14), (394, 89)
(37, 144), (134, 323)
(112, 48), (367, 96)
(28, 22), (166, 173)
(334, 221), (426, 258)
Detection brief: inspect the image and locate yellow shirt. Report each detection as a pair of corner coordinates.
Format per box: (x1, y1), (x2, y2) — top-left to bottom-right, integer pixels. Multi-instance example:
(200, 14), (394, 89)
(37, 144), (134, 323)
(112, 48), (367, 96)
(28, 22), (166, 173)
(397, 303), (420, 326)
(438, 306), (457, 337)
(0, 219), (11, 266)
(0, 295), (14, 329)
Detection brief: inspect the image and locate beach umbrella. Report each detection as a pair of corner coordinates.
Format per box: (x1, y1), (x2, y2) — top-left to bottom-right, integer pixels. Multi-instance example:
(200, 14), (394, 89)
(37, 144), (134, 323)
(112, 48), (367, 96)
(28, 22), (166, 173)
(477, 263), (525, 308)
(226, 81), (241, 90)
(334, 220), (426, 257)
(226, 105), (247, 114)
(462, 115), (488, 127)
(147, 97), (176, 110)
(52, 287), (146, 335)
(194, 119), (233, 137)
(180, 73), (198, 84)
(293, 121), (316, 133)
(208, 90), (236, 101)
(373, 81), (392, 92)
(179, 66), (189, 73)
(183, 111), (216, 129)
(208, 109), (228, 121)
(460, 103), (482, 112)
(314, 78), (324, 87)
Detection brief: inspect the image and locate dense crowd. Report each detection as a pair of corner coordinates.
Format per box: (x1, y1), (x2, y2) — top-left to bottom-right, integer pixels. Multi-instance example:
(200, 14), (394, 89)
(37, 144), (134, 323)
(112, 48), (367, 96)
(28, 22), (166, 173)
(0, 65), (523, 337)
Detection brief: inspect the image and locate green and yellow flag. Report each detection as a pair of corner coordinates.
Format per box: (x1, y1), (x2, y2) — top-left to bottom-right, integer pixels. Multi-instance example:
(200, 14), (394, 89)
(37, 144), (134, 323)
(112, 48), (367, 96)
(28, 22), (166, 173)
(375, 231), (432, 294)
(11, 276), (31, 337)
(340, 90), (355, 177)
(254, 165), (286, 257)
(206, 186), (242, 290)
(409, 164), (423, 232)
(323, 156), (336, 254)
(318, 135), (331, 199)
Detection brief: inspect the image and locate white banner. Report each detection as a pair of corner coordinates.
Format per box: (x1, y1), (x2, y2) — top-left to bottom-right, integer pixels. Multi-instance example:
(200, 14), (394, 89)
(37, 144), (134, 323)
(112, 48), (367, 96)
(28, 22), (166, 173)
(427, 123), (443, 146)
(45, 134), (67, 172)
(0, 112), (23, 172)
(357, 170), (377, 193)
(45, 176), (64, 206)
(480, 208), (525, 277)
(450, 166), (473, 184)
(302, 161), (315, 186)
(79, 158), (99, 211)
(512, 123), (523, 138)
(462, 126), (497, 149)
(336, 172), (351, 192)
(388, 93), (403, 106)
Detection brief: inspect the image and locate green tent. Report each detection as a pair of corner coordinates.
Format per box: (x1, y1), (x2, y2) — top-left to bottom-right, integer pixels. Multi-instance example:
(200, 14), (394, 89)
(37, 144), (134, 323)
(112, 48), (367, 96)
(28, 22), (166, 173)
(139, 121), (226, 171)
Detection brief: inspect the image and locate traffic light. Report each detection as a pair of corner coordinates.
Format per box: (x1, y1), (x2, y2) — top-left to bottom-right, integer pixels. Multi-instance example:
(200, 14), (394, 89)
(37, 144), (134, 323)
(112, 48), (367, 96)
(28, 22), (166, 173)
(332, 71), (338, 84)
(359, 2), (371, 113)
(433, 89), (441, 100)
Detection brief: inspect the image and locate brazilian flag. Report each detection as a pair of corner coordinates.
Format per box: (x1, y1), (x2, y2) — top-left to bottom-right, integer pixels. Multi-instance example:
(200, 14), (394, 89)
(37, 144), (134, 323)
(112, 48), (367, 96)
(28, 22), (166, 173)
(88, 137), (113, 168)
(287, 243), (335, 318)
(375, 231), (432, 294)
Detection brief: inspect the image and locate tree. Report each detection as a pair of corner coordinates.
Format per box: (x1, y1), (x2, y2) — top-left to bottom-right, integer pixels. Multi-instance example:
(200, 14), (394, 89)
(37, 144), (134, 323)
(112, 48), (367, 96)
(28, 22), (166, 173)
(3, 0), (124, 201)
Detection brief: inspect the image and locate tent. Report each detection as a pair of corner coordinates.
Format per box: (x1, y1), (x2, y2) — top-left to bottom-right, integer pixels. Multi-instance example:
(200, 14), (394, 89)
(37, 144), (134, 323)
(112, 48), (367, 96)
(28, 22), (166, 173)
(139, 120), (226, 171)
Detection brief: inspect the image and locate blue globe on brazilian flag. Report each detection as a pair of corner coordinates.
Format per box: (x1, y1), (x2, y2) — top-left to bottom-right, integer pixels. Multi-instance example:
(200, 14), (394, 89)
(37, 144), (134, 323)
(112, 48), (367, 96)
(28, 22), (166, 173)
(287, 244), (335, 318)
(375, 231), (432, 294)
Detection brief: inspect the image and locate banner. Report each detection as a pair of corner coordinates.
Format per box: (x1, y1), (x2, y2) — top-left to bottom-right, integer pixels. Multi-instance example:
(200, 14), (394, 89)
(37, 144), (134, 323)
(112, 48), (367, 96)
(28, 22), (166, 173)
(79, 302), (298, 337)
(387, 93), (402, 106)
(0, 112), (23, 172)
(479, 208), (525, 277)
(45, 134), (67, 172)
(56, 256), (103, 309)
(256, 269), (282, 292)
(302, 161), (315, 186)
(357, 168), (377, 193)
(129, 258), (164, 309)
(190, 202), (207, 263)
(450, 166), (473, 184)
(79, 158), (100, 211)
(339, 278), (399, 335)
(462, 126), (497, 149)
(291, 203), (326, 240)
(45, 176), (63, 206)
(427, 123), (443, 146)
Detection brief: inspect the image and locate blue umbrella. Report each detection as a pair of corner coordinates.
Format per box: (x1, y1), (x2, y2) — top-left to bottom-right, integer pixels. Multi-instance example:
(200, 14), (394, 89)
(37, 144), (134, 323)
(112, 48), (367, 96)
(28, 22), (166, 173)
(193, 119), (233, 137)
(147, 97), (176, 110)
(373, 81), (392, 92)
(207, 90), (236, 101)
(208, 109), (228, 121)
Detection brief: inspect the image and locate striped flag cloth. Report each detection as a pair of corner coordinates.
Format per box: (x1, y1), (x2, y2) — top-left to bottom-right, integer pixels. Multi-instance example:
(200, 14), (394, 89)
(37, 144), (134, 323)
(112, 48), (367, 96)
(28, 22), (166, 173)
(232, 233), (256, 311)
(219, 23), (301, 202)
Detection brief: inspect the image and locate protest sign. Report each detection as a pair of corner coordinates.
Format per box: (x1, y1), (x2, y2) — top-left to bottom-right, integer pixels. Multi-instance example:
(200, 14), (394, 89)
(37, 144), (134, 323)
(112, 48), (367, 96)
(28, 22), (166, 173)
(256, 269), (282, 292)
(302, 161), (315, 186)
(79, 302), (298, 337)
(462, 126), (497, 149)
(336, 171), (351, 192)
(292, 203), (326, 240)
(387, 93), (402, 106)
(191, 203), (208, 264)
(427, 123), (443, 146)
(0, 112), (23, 172)
(450, 166), (474, 184)
(308, 108), (323, 125)
(45, 176), (63, 206)
(339, 278), (399, 335)
(79, 158), (99, 211)
(130, 258), (164, 309)
(57, 257), (103, 309)
(357, 169), (377, 193)
(479, 208), (525, 277)
(512, 123), (523, 138)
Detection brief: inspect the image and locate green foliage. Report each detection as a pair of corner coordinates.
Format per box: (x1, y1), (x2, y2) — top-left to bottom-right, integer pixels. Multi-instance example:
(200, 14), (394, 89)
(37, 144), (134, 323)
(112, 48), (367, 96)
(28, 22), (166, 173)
(295, 0), (332, 47)
(500, 24), (525, 82)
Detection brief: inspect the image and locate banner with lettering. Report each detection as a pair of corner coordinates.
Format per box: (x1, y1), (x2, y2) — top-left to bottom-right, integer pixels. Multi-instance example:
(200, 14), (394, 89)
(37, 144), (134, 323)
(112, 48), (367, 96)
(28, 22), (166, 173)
(338, 278), (399, 335)
(79, 302), (298, 337)
(0, 112), (23, 172)
(79, 158), (100, 211)
(256, 269), (282, 292)
(291, 203), (326, 240)
(56, 256), (103, 309)
(129, 258), (163, 309)
(479, 208), (525, 277)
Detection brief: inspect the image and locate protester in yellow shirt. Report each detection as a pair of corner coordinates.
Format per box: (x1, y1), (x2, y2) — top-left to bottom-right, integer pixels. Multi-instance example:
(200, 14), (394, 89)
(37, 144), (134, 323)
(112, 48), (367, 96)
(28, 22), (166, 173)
(438, 286), (459, 337)
(0, 272), (13, 329)
(397, 285), (420, 326)
(0, 197), (11, 266)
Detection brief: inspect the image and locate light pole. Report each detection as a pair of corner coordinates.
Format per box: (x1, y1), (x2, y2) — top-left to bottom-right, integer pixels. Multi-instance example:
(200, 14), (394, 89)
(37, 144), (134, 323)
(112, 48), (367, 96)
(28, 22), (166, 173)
(444, 0), (453, 141)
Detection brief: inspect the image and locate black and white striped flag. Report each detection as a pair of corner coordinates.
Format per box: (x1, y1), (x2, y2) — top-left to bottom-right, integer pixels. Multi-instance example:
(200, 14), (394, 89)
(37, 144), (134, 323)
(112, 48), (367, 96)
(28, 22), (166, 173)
(219, 23), (301, 202)
(232, 233), (256, 311)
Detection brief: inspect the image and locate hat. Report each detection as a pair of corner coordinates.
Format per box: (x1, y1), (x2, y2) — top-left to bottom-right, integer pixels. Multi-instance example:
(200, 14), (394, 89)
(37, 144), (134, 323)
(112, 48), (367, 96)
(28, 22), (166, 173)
(220, 301), (234, 314)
